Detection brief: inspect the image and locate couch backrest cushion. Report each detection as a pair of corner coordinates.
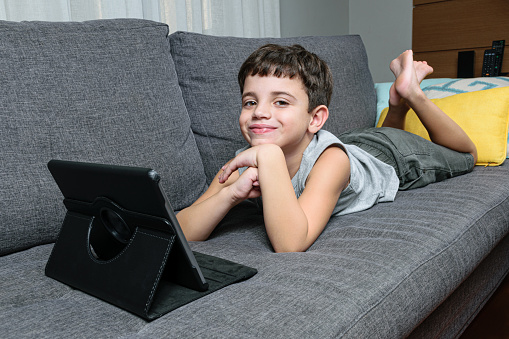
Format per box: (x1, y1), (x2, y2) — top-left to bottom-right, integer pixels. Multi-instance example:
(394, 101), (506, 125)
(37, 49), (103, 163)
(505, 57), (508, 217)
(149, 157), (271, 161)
(169, 32), (376, 182)
(0, 20), (207, 255)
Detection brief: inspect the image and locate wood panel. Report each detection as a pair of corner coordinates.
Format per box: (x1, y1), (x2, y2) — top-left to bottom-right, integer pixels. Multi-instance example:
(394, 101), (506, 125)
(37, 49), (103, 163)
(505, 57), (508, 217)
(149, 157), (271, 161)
(413, 0), (509, 52)
(413, 0), (509, 78)
(415, 48), (509, 78)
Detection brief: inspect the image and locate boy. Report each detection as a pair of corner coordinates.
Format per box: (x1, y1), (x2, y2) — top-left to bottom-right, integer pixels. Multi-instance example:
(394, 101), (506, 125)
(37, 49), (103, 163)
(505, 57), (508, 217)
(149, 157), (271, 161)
(176, 45), (477, 253)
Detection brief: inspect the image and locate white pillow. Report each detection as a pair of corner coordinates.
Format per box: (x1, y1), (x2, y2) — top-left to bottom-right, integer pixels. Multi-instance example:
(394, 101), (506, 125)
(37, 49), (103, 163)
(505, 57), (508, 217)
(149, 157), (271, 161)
(423, 77), (509, 99)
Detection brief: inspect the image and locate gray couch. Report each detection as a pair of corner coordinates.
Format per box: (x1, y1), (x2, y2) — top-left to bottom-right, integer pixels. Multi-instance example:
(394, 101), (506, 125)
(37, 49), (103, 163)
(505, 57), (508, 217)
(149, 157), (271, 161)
(1, 19), (508, 338)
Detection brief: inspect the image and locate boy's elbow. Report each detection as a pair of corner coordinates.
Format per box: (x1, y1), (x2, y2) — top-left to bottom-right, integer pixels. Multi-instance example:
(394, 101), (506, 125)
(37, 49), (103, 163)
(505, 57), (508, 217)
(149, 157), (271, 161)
(268, 218), (313, 253)
(272, 240), (309, 253)
(273, 246), (306, 253)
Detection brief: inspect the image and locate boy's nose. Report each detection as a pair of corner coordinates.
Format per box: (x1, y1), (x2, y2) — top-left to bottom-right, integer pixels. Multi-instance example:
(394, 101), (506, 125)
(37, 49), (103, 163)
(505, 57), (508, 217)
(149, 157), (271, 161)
(253, 104), (271, 119)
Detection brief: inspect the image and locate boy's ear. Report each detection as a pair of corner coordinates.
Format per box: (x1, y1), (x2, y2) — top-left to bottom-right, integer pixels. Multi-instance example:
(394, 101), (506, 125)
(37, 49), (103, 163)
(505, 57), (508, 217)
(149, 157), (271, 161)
(308, 105), (329, 133)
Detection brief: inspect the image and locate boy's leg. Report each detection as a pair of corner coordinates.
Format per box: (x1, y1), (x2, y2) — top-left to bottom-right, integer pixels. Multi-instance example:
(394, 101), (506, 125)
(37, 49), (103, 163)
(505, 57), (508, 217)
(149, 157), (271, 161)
(383, 57), (433, 129)
(339, 126), (475, 190)
(382, 50), (477, 163)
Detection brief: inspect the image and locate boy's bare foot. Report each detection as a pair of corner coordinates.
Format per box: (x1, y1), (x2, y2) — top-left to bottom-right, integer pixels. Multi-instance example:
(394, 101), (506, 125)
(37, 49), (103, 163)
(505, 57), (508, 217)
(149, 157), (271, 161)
(414, 60), (433, 84)
(388, 50), (433, 106)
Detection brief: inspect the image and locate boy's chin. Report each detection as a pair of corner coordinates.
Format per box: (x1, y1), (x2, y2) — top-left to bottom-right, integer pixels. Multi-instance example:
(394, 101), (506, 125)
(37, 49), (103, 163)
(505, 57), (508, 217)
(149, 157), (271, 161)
(248, 139), (278, 147)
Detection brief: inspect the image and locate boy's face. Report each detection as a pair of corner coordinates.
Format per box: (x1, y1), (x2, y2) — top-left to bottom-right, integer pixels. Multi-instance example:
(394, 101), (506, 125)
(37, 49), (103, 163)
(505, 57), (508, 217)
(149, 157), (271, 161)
(239, 74), (314, 155)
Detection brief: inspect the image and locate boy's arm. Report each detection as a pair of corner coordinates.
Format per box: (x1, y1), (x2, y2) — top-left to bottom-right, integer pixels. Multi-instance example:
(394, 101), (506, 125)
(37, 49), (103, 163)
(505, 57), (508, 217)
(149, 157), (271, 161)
(176, 165), (261, 241)
(221, 144), (350, 252)
(292, 145), (350, 250)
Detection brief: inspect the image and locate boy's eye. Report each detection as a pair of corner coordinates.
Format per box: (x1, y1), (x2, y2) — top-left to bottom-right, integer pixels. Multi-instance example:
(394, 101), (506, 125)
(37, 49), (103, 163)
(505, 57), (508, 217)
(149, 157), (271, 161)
(275, 100), (289, 106)
(243, 100), (256, 107)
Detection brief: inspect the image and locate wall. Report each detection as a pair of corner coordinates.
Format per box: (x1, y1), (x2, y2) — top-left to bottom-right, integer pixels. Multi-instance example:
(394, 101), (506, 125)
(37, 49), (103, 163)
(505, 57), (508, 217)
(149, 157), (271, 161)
(279, 0), (349, 38)
(280, 0), (413, 83)
(349, 0), (413, 83)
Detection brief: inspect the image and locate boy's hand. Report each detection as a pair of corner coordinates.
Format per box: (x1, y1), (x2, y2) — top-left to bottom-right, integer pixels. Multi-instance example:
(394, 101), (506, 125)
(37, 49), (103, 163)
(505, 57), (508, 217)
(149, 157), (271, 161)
(227, 167), (261, 201)
(219, 146), (263, 184)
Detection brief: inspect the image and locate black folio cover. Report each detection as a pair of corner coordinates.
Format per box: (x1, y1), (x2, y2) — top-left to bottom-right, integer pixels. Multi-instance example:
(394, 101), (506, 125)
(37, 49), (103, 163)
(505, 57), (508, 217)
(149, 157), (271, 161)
(45, 160), (257, 320)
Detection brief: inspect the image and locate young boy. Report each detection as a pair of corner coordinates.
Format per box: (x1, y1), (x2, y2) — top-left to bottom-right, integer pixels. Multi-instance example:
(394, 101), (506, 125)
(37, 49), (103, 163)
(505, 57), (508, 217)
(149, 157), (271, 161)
(176, 45), (477, 253)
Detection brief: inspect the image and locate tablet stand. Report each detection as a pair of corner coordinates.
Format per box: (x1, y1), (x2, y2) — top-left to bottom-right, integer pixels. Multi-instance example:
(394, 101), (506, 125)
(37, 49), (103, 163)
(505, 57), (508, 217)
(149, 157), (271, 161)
(45, 199), (257, 321)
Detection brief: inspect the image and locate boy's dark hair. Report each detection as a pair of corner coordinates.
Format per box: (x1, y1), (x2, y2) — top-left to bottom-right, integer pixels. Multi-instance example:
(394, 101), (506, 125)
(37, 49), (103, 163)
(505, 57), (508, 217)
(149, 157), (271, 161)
(238, 44), (333, 112)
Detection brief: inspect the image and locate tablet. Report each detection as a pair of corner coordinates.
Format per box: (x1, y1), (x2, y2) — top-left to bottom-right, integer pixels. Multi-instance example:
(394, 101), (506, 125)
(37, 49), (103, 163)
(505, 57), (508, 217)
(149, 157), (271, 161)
(47, 159), (209, 292)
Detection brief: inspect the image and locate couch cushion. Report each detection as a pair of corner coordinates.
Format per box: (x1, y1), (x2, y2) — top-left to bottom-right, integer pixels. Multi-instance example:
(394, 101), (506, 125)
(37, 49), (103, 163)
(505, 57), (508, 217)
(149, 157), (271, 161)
(169, 32), (376, 182)
(0, 19), (207, 255)
(2, 166), (509, 338)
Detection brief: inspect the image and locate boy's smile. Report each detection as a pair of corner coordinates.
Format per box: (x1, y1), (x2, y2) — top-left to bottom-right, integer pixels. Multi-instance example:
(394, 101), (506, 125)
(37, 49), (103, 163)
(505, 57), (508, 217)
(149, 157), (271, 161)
(239, 74), (315, 156)
(249, 123), (277, 134)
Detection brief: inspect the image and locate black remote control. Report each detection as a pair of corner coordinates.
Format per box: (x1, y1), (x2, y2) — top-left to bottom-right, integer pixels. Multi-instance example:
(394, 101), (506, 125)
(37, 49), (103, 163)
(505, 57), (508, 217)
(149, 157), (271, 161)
(482, 40), (505, 77)
(482, 49), (497, 77)
(492, 40), (505, 75)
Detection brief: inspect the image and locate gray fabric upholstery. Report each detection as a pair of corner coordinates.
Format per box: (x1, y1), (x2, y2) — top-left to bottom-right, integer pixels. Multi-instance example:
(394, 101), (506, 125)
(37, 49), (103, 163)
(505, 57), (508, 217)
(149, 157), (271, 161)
(169, 32), (376, 182)
(0, 20), (207, 255)
(1, 165), (509, 338)
(409, 233), (509, 338)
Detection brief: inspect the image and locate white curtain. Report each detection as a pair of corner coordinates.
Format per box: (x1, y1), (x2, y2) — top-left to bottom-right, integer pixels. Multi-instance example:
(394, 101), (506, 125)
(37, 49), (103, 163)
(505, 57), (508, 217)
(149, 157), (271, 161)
(0, 0), (280, 37)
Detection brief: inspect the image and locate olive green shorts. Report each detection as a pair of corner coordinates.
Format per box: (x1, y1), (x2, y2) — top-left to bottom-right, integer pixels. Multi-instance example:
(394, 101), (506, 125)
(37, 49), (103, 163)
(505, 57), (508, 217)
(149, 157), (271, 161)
(338, 127), (475, 190)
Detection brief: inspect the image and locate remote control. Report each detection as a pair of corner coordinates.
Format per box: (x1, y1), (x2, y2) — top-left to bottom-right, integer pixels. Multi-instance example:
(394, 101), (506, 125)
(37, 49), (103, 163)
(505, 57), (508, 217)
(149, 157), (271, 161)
(483, 40), (505, 77)
(492, 40), (505, 76)
(482, 49), (497, 77)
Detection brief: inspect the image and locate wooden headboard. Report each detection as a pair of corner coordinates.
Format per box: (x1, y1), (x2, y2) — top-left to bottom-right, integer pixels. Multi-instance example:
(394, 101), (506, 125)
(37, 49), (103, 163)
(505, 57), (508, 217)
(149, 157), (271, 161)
(413, 0), (509, 78)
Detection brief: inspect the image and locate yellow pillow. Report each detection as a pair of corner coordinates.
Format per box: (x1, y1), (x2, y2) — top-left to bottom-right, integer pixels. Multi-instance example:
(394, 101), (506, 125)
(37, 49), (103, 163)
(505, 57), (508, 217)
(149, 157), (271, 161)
(376, 87), (509, 166)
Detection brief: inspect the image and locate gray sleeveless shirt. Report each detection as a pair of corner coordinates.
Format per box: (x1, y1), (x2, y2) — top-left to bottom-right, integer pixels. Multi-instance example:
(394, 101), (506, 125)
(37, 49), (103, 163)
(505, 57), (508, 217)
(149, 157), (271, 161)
(236, 130), (399, 216)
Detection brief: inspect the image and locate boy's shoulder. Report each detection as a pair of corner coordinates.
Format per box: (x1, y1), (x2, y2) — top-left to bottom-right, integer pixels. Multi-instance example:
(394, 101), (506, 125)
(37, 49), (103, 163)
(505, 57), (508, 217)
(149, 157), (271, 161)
(296, 130), (349, 186)
(307, 130), (346, 158)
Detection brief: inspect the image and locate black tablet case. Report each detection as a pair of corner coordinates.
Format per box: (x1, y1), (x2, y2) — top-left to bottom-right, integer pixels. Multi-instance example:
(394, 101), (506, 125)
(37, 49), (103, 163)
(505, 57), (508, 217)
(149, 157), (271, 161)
(45, 160), (257, 321)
